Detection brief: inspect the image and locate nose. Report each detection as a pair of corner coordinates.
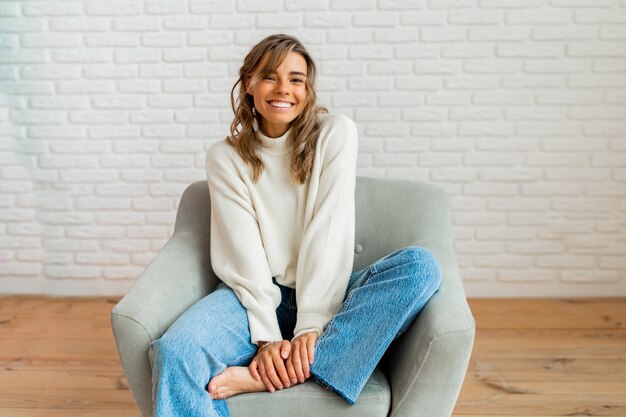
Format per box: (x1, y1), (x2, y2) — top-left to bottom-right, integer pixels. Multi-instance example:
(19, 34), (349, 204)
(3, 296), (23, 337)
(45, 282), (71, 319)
(274, 78), (290, 95)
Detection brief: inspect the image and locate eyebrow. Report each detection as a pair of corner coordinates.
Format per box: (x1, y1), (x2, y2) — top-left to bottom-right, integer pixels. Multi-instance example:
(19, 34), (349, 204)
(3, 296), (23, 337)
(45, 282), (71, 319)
(268, 70), (307, 77)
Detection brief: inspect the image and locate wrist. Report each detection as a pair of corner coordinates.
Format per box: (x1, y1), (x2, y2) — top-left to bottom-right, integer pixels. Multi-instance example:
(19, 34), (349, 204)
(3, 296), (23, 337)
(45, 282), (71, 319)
(256, 340), (275, 353)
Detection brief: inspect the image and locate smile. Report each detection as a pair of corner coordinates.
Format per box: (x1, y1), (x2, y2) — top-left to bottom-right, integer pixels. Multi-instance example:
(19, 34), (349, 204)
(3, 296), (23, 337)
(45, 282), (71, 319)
(268, 101), (294, 109)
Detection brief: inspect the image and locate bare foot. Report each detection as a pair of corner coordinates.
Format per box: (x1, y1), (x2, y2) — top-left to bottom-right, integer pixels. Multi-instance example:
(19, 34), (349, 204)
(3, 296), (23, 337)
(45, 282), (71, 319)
(207, 366), (268, 400)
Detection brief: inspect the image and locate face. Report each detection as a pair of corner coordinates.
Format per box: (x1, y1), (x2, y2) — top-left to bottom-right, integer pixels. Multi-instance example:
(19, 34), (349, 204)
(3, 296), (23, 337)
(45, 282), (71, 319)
(246, 51), (308, 138)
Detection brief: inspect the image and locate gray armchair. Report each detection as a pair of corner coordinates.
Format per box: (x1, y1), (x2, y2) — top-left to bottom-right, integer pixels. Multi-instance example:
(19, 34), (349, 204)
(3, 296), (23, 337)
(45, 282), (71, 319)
(111, 176), (475, 417)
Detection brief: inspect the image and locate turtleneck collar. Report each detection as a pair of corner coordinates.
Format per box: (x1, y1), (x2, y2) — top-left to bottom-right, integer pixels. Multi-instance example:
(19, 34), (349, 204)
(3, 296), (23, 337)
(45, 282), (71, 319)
(253, 118), (292, 156)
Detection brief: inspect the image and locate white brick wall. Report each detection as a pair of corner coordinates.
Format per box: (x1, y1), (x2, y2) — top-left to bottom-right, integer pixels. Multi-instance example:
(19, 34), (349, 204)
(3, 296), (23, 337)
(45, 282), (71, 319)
(1, 0), (625, 297)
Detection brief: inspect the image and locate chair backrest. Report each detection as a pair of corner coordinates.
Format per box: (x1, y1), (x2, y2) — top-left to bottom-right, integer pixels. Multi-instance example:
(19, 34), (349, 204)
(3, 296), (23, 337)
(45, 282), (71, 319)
(174, 176), (452, 274)
(352, 176), (452, 271)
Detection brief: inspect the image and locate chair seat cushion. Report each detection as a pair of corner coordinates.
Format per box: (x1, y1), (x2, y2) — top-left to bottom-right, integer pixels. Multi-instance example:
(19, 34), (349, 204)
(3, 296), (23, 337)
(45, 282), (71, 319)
(227, 367), (390, 417)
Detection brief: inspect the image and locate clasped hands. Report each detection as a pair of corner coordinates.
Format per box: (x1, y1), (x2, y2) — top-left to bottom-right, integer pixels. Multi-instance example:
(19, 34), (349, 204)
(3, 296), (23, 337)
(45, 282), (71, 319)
(249, 331), (318, 393)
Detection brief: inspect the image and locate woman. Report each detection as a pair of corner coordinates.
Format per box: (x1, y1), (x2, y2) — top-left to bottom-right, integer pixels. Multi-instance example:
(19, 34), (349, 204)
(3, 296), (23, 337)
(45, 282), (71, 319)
(149, 33), (442, 417)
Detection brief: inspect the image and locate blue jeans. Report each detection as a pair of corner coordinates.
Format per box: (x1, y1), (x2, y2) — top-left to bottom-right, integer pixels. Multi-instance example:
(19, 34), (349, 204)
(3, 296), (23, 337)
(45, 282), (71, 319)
(149, 246), (441, 417)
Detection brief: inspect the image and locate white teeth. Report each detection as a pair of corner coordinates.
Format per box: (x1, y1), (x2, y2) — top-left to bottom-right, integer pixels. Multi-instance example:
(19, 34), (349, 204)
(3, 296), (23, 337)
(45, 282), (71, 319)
(269, 101), (293, 108)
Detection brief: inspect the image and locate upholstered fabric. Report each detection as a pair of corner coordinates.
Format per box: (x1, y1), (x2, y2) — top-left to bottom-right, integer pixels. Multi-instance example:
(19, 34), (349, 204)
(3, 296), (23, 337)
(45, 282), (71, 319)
(111, 176), (475, 417)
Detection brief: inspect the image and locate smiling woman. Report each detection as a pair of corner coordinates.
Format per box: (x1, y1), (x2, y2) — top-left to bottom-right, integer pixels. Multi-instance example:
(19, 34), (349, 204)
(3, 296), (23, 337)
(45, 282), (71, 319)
(245, 52), (308, 138)
(147, 33), (443, 417)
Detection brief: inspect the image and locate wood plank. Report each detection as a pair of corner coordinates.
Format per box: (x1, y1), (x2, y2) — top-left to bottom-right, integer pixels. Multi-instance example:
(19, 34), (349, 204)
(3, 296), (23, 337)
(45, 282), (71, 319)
(0, 317), (115, 340)
(0, 339), (121, 360)
(0, 389), (137, 410)
(467, 298), (626, 330)
(0, 296), (120, 318)
(467, 357), (626, 381)
(0, 370), (130, 391)
(0, 409), (140, 417)
(0, 358), (122, 372)
(472, 329), (626, 359)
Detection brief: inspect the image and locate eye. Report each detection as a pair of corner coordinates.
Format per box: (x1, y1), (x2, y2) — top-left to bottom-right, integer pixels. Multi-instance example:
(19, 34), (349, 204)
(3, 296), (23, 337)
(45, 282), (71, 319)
(292, 79), (304, 83)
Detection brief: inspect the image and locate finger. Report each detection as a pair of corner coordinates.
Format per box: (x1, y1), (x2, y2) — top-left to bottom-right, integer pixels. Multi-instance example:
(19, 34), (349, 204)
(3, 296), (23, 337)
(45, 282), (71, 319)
(291, 342), (305, 382)
(307, 336), (316, 364)
(285, 355), (297, 385)
(258, 358), (276, 393)
(272, 348), (291, 387)
(280, 340), (291, 360)
(300, 342), (310, 378)
(263, 354), (284, 389)
(249, 358), (261, 381)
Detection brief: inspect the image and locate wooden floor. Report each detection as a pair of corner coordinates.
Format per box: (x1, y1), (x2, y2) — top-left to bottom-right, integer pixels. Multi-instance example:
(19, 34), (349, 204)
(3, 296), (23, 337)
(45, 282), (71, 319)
(0, 297), (624, 417)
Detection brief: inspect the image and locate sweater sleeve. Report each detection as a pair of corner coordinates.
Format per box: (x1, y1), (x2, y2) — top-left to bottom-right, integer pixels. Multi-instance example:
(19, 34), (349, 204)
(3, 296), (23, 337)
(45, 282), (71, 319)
(205, 144), (283, 344)
(292, 115), (358, 340)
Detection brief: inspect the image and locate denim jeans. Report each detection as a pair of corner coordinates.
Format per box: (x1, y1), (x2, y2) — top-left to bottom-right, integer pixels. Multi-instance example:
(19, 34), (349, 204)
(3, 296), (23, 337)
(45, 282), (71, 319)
(149, 245), (441, 417)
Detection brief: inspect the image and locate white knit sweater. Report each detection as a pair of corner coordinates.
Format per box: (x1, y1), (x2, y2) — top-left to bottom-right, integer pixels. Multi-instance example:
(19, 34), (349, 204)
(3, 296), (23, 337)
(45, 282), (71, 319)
(205, 112), (358, 344)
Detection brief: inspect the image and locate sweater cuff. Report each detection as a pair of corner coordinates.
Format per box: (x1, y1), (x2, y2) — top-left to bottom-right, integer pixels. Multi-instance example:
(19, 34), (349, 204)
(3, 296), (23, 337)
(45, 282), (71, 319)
(246, 304), (283, 345)
(291, 328), (320, 343)
(293, 312), (331, 340)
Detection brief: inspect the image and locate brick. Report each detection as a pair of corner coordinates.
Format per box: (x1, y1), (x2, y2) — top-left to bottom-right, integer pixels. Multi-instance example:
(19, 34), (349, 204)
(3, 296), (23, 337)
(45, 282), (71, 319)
(75, 197), (131, 210)
(552, 197), (621, 208)
(489, 197), (550, 211)
(455, 212), (506, 225)
(0, 263), (42, 277)
(464, 152), (521, 166)
(475, 254), (533, 268)
(478, 168), (540, 182)
(536, 254), (596, 268)
(418, 152), (461, 167)
(497, 269), (558, 283)
(46, 265), (100, 279)
(384, 137), (427, 152)
(60, 168), (118, 184)
(456, 241), (505, 254)
(103, 265), (145, 280)
(506, 10), (571, 25)
(121, 169), (164, 182)
(545, 167), (610, 181)
(285, 0), (329, 11)
(144, 2), (187, 14)
(76, 253), (130, 265)
(304, 12), (350, 28)
(521, 182), (585, 196)
(189, 1), (234, 14)
(568, 42), (626, 57)
(591, 152), (626, 167)
(475, 226), (535, 240)
(574, 10), (626, 24)
(560, 270), (621, 284)
(421, 27), (466, 42)
(403, 108), (447, 122)
(600, 256), (626, 269)
(349, 44), (393, 60)
(523, 153), (588, 166)
(379, 0), (425, 9)
(431, 167), (477, 183)
(355, 13), (397, 27)
(525, 58), (588, 73)
(463, 183), (518, 196)
(113, 16), (160, 31)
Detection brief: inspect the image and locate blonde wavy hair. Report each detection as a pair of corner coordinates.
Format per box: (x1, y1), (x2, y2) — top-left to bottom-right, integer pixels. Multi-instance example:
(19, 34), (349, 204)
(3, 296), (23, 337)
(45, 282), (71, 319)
(227, 33), (328, 185)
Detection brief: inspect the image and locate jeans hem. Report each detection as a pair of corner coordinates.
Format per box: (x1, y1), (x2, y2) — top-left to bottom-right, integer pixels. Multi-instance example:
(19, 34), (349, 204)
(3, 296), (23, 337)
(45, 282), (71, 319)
(310, 369), (357, 406)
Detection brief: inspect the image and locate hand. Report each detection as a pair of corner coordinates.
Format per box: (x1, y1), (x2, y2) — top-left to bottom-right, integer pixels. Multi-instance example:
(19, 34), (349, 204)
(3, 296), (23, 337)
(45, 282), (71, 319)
(248, 340), (292, 393)
(286, 331), (318, 384)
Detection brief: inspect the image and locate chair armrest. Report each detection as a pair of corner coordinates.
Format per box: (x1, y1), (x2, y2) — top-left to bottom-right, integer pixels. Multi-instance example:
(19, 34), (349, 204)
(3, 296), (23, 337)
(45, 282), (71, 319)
(112, 230), (217, 340)
(111, 230), (218, 417)
(383, 185), (475, 417)
(385, 252), (474, 417)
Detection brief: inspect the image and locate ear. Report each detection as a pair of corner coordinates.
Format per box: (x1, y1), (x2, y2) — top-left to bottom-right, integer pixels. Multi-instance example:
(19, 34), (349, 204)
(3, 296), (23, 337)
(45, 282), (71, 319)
(244, 77), (253, 95)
